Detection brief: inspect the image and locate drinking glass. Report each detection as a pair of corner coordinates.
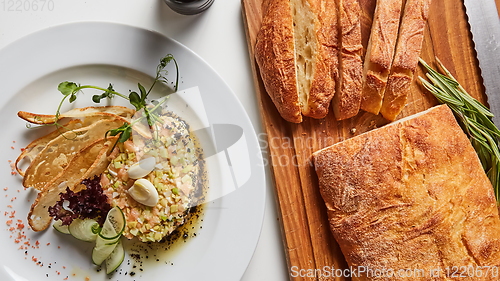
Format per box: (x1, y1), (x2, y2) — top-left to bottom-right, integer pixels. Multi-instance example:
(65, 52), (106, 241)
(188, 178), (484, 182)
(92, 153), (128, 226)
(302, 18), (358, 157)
(164, 0), (215, 15)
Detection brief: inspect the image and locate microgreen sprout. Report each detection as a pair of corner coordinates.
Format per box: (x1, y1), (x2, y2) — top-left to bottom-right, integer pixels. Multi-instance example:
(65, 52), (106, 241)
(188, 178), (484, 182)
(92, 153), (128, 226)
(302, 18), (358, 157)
(33, 54), (179, 148)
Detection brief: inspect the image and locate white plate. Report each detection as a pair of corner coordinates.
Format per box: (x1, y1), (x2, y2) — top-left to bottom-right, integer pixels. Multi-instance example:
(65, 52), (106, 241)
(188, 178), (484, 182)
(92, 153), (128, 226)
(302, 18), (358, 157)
(0, 22), (265, 281)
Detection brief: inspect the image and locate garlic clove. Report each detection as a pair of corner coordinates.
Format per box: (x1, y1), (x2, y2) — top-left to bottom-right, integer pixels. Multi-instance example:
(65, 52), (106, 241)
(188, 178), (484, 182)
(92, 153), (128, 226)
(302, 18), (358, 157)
(127, 157), (156, 179)
(128, 179), (159, 207)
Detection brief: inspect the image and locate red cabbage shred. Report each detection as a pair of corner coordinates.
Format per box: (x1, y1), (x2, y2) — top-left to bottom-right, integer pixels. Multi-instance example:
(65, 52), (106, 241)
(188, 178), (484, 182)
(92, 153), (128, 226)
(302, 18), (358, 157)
(48, 175), (111, 226)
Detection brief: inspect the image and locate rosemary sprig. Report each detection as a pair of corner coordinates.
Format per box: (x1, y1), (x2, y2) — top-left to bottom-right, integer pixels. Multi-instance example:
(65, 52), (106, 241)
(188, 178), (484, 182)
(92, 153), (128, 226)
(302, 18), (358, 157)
(419, 57), (500, 203)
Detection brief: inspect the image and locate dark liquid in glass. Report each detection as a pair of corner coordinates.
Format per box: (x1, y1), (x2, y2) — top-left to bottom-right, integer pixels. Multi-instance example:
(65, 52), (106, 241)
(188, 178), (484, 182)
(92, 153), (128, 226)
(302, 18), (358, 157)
(164, 0), (215, 15)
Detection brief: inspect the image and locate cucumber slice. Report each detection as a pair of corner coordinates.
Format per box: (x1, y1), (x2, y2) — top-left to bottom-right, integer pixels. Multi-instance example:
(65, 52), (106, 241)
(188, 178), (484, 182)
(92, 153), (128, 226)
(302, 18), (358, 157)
(92, 206), (126, 266)
(99, 206), (126, 241)
(92, 235), (119, 266)
(53, 220), (70, 234)
(68, 218), (99, 242)
(105, 240), (124, 274)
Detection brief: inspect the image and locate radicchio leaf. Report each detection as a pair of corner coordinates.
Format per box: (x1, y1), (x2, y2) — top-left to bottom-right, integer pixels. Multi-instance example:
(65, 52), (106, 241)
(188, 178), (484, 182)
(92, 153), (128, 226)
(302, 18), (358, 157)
(48, 175), (111, 226)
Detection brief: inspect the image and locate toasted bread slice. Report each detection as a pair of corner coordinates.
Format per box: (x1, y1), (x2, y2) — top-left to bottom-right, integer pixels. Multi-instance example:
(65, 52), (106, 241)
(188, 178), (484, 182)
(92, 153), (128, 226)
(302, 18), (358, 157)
(22, 118), (125, 191)
(15, 119), (84, 177)
(18, 106), (134, 124)
(360, 0), (404, 115)
(380, 0), (432, 121)
(28, 138), (115, 231)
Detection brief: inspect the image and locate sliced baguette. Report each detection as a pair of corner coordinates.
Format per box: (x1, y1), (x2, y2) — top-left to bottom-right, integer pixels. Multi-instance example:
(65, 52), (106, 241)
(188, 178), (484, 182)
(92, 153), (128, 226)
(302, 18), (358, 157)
(359, 0), (404, 115)
(333, 0), (363, 120)
(380, 0), (432, 121)
(255, 0), (302, 123)
(255, 0), (338, 123)
(293, 0), (338, 119)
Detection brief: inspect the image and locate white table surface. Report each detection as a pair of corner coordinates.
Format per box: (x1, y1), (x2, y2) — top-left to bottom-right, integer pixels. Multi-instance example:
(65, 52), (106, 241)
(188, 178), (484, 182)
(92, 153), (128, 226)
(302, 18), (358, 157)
(0, 0), (289, 280)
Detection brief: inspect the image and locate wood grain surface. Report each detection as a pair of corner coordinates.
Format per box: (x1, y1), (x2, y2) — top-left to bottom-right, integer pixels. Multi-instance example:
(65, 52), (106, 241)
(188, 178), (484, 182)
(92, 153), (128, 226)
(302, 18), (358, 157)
(241, 0), (493, 280)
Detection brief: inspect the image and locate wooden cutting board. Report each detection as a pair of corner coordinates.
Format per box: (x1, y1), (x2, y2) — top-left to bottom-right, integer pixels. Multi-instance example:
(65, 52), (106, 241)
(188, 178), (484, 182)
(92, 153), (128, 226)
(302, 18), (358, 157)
(242, 0), (491, 280)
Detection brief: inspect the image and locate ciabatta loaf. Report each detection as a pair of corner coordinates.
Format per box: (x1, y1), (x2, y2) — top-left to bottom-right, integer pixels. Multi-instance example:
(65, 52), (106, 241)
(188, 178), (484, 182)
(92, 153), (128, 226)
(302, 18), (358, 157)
(380, 0), (432, 121)
(255, 0), (338, 123)
(360, 0), (403, 115)
(333, 0), (363, 120)
(314, 105), (500, 280)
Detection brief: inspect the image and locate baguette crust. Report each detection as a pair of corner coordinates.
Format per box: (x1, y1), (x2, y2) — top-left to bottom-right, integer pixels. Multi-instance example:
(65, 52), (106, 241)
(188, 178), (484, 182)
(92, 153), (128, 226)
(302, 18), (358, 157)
(381, 72), (413, 120)
(314, 105), (500, 280)
(255, 0), (302, 123)
(333, 0), (363, 120)
(303, 0), (338, 119)
(255, 0), (338, 123)
(380, 0), (432, 121)
(360, 0), (403, 115)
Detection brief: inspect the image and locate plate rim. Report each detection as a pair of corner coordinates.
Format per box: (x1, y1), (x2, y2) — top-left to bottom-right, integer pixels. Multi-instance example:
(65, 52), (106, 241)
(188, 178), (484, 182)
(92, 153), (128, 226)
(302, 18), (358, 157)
(0, 21), (267, 281)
